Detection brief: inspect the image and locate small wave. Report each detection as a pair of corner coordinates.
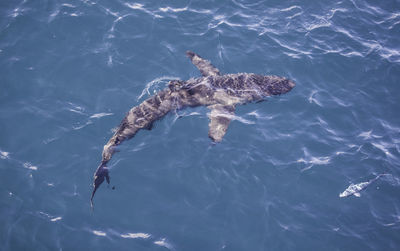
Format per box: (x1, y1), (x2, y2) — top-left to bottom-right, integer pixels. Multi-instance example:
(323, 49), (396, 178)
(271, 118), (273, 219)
(67, 102), (86, 115)
(92, 230), (107, 237)
(0, 149), (40, 172)
(88, 227), (173, 249)
(230, 114), (255, 125)
(61, 3), (75, 8)
(137, 76), (179, 101)
(246, 110), (275, 120)
(297, 147), (331, 171)
(371, 141), (396, 159)
(72, 121), (93, 130)
(281, 6), (302, 12)
(23, 162), (38, 171)
(308, 90), (322, 106)
(0, 150), (10, 159)
(124, 3), (162, 18)
(90, 113), (113, 119)
(358, 130), (383, 140)
(159, 7), (188, 13)
(50, 216), (62, 222)
(129, 142), (148, 152)
(154, 238), (174, 250)
(37, 211), (63, 223)
(120, 232), (151, 239)
(206, 111), (255, 125)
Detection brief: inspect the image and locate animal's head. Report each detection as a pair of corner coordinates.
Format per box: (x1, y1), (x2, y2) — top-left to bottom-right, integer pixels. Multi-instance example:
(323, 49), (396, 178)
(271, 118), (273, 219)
(256, 75), (296, 96)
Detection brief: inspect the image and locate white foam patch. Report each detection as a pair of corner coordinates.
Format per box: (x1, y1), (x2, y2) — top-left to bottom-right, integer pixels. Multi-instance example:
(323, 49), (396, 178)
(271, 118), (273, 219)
(68, 108), (85, 114)
(125, 3), (144, 9)
(90, 113), (113, 119)
(120, 233), (151, 239)
(92, 230), (107, 236)
(61, 3), (75, 8)
(297, 156), (330, 165)
(0, 151), (10, 159)
(67, 102), (85, 114)
(51, 217), (62, 222)
(159, 7), (187, 12)
(154, 238), (173, 250)
(23, 162), (38, 170)
(281, 5), (302, 12)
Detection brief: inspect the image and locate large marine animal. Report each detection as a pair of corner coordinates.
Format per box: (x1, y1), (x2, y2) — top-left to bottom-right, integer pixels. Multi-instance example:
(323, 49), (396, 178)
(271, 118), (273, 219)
(339, 174), (386, 198)
(91, 51), (296, 206)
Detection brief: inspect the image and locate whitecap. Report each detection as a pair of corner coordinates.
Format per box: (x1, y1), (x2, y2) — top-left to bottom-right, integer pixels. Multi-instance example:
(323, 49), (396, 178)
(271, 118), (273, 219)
(121, 232), (151, 239)
(90, 113), (113, 119)
(68, 108), (84, 115)
(92, 230), (107, 236)
(0, 150), (10, 159)
(61, 3), (75, 8)
(23, 162), (38, 170)
(297, 156), (331, 165)
(50, 217), (62, 222)
(67, 102), (85, 114)
(154, 238), (174, 250)
(159, 7), (188, 13)
(281, 6), (302, 12)
(125, 3), (144, 10)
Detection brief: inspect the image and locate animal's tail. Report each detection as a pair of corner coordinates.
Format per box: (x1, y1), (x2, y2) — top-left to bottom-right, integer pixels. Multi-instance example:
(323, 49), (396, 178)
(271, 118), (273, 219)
(90, 162), (110, 209)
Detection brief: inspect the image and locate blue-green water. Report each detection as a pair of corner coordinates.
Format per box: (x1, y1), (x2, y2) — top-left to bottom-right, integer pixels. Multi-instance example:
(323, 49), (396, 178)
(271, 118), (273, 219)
(1, 0), (400, 250)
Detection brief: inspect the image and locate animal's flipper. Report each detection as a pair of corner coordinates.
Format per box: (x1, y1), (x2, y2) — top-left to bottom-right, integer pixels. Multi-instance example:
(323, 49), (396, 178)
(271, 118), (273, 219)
(186, 51), (221, 77)
(90, 162), (110, 208)
(207, 104), (235, 142)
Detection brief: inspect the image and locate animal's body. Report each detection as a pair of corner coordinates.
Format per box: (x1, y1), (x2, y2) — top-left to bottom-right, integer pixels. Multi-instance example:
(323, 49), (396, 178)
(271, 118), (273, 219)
(91, 51), (295, 205)
(339, 174), (386, 198)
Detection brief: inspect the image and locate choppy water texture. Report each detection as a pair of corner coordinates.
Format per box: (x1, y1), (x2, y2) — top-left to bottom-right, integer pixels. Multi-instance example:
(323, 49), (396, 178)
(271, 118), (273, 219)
(1, 0), (400, 250)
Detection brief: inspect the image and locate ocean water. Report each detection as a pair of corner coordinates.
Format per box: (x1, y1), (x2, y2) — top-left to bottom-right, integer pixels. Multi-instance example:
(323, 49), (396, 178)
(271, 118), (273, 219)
(1, 0), (400, 250)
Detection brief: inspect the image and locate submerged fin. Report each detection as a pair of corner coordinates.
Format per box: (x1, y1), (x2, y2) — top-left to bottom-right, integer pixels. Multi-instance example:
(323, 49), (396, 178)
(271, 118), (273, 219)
(90, 162), (110, 209)
(353, 192), (361, 197)
(207, 104), (235, 142)
(145, 121), (154, 130)
(186, 51), (221, 77)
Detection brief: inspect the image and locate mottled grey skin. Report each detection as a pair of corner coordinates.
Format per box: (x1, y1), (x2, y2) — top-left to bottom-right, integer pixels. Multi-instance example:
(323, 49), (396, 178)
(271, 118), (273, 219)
(91, 51), (295, 206)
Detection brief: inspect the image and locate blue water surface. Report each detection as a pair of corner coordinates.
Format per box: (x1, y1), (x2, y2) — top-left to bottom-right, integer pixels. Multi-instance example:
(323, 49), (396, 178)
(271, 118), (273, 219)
(1, 0), (400, 250)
